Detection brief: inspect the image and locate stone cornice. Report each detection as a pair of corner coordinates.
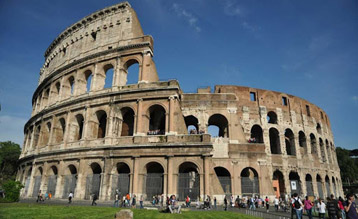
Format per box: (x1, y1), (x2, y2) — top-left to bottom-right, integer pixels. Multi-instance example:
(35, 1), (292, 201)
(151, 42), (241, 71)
(44, 1), (131, 57)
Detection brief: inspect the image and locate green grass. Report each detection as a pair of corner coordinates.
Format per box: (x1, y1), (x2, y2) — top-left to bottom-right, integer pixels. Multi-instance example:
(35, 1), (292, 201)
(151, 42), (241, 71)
(0, 203), (259, 219)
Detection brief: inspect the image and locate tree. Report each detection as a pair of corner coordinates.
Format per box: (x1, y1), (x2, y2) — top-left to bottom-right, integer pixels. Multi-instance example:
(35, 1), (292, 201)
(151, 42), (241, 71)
(1, 180), (24, 202)
(336, 147), (358, 185)
(0, 141), (21, 184)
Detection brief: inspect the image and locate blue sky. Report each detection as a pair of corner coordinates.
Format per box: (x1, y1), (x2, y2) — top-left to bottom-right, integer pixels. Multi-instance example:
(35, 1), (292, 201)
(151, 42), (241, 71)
(0, 0), (357, 150)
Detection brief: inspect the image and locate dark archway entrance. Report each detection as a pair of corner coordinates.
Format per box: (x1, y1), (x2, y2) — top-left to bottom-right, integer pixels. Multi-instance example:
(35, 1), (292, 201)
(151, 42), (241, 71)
(241, 167), (259, 195)
(289, 172), (301, 195)
(112, 162), (130, 198)
(306, 174), (314, 196)
(273, 170), (285, 198)
(85, 163), (102, 200)
(214, 167), (231, 196)
(145, 162), (164, 200)
(178, 162), (200, 201)
(63, 165), (77, 198)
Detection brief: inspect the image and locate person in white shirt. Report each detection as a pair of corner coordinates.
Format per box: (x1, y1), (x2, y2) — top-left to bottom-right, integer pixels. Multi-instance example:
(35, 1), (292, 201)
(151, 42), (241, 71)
(68, 191), (73, 204)
(317, 198), (326, 219)
(274, 197), (279, 211)
(291, 193), (303, 219)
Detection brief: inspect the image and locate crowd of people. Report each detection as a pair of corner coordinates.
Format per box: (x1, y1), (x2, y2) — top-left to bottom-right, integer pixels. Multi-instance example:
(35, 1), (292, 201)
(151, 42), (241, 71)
(36, 190), (53, 203)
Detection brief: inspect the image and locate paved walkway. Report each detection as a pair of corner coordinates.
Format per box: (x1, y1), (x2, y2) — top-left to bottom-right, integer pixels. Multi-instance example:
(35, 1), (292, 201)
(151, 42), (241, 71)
(20, 198), (319, 219)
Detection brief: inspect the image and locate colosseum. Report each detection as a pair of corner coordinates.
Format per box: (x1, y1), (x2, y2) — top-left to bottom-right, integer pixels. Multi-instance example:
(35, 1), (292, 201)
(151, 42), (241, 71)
(17, 2), (343, 202)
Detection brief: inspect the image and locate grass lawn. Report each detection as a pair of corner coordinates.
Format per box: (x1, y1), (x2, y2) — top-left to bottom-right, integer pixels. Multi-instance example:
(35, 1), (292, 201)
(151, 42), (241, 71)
(0, 203), (259, 219)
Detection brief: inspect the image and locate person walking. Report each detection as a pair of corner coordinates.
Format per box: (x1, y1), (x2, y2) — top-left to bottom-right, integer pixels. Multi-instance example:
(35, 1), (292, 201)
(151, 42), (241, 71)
(131, 195), (136, 208)
(317, 198), (326, 219)
(91, 193), (98, 206)
(114, 192), (119, 207)
(327, 195), (340, 219)
(292, 193), (303, 219)
(224, 196), (228, 211)
(274, 197), (279, 211)
(344, 193), (358, 219)
(338, 197), (346, 219)
(214, 197), (217, 209)
(265, 196), (270, 212)
(140, 195), (143, 209)
(68, 191), (73, 204)
(304, 196), (314, 219)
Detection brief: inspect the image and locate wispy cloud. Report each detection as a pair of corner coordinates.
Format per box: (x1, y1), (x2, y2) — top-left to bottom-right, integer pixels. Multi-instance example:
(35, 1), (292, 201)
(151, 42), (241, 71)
(223, 0), (246, 17)
(172, 3), (201, 32)
(241, 21), (260, 32)
(352, 96), (358, 102)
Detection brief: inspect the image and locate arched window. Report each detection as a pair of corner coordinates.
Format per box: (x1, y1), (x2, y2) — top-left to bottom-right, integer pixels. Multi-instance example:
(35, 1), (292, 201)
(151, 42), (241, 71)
(85, 163), (102, 200)
(33, 125), (41, 147)
(85, 70), (93, 92)
(184, 115), (199, 134)
(289, 172), (301, 195)
(273, 170), (285, 198)
(285, 129), (296, 156)
(96, 111), (107, 138)
(267, 111), (278, 124)
(104, 64), (114, 88)
(250, 125), (263, 143)
(121, 108), (134, 136)
(241, 167), (259, 195)
(208, 114), (229, 137)
(325, 176), (330, 197)
(316, 175), (324, 198)
(75, 114), (84, 140)
(178, 162), (200, 201)
(319, 138), (326, 162)
(310, 134), (317, 154)
(32, 167), (43, 197)
(68, 76), (75, 95)
(214, 167), (231, 196)
(298, 131), (307, 148)
(147, 105), (166, 135)
(124, 59), (139, 85)
(47, 166), (58, 196)
(316, 123), (322, 134)
(111, 162), (130, 198)
(145, 162), (164, 200)
(269, 128), (281, 154)
(62, 165), (77, 198)
(41, 122), (51, 146)
(305, 174), (314, 196)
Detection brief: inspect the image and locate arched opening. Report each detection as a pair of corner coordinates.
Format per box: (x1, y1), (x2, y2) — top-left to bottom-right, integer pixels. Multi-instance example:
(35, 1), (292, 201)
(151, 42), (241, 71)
(316, 175), (324, 198)
(273, 170), (285, 198)
(54, 118), (66, 144)
(41, 122), (51, 146)
(208, 114), (229, 137)
(85, 163), (102, 200)
(325, 176), (330, 197)
(111, 162), (130, 199)
(42, 89), (49, 108)
(85, 70), (93, 92)
(24, 167), (32, 196)
(75, 114), (84, 140)
(214, 167), (231, 196)
(319, 138), (326, 162)
(120, 108), (134, 136)
(96, 111), (107, 138)
(285, 129), (296, 156)
(147, 105), (166, 135)
(298, 131), (307, 152)
(310, 134), (317, 154)
(306, 174), (314, 196)
(33, 125), (41, 148)
(178, 162), (200, 201)
(250, 125), (263, 143)
(267, 111), (278, 124)
(104, 64), (114, 89)
(316, 123), (322, 134)
(241, 167), (259, 195)
(145, 162), (164, 200)
(269, 128), (281, 154)
(124, 59), (139, 85)
(32, 167), (43, 197)
(289, 172), (301, 195)
(68, 76), (75, 96)
(62, 165), (77, 198)
(47, 166), (58, 196)
(53, 82), (61, 102)
(184, 115), (199, 134)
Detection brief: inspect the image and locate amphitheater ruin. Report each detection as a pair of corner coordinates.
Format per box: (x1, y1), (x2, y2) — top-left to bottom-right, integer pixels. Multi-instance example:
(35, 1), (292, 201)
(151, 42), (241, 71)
(17, 2), (343, 202)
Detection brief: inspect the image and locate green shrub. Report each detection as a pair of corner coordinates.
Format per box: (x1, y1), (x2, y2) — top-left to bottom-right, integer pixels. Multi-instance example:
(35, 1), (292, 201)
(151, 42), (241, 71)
(1, 180), (24, 202)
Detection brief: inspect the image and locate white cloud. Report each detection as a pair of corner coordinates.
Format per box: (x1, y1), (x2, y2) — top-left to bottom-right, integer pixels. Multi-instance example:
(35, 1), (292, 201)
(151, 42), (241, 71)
(0, 115), (26, 145)
(241, 21), (260, 32)
(172, 3), (201, 32)
(223, 0), (245, 17)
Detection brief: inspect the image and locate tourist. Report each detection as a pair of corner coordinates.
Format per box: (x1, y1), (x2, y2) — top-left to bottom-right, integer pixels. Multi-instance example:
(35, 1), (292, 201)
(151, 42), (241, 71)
(140, 195), (143, 209)
(265, 196), (270, 212)
(168, 195), (181, 214)
(91, 193), (98, 206)
(121, 195), (126, 207)
(327, 194), (340, 219)
(338, 197), (346, 219)
(230, 195), (234, 208)
(126, 193), (130, 207)
(131, 195), (136, 208)
(224, 196), (228, 211)
(68, 191), (73, 204)
(235, 196), (240, 208)
(36, 190), (43, 203)
(304, 196), (313, 219)
(186, 195), (190, 207)
(249, 196), (255, 210)
(343, 193), (358, 219)
(48, 191), (52, 199)
(114, 191), (119, 207)
(292, 193), (303, 219)
(274, 196), (279, 211)
(317, 198), (326, 219)
(214, 197), (217, 209)
(44, 192), (49, 200)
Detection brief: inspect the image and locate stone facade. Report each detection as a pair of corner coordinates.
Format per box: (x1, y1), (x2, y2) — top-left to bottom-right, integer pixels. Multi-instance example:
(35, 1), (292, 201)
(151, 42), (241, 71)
(17, 2), (343, 202)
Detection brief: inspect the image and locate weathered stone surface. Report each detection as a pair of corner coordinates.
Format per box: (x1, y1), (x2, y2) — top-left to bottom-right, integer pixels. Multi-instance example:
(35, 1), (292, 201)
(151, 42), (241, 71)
(114, 209), (133, 219)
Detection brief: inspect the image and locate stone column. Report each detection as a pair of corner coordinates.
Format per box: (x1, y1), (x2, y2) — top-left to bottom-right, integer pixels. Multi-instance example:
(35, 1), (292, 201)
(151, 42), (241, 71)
(27, 163), (37, 198)
(63, 111), (72, 148)
(312, 176), (319, 198)
(54, 161), (64, 198)
(168, 96), (177, 134)
(284, 171), (291, 195)
(280, 133), (287, 155)
(132, 156), (140, 196)
(166, 155), (174, 196)
(100, 158), (111, 201)
(135, 99), (144, 135)
(83, 106), (91, 140)
(203, 155), (211, 197)
(74, 159), (86, 199)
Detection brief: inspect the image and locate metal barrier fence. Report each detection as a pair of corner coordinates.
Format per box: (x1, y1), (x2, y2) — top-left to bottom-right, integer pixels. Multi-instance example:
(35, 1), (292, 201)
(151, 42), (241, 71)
(236, 208), (291, 219)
